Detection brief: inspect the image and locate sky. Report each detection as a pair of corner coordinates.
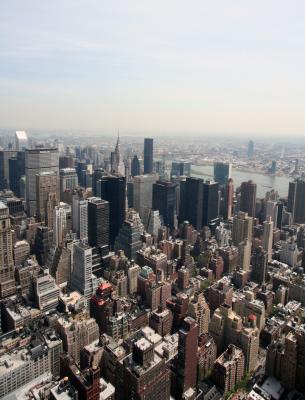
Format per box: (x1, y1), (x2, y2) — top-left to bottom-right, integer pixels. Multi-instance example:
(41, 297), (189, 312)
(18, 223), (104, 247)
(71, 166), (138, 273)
(0, 0), (305, 136)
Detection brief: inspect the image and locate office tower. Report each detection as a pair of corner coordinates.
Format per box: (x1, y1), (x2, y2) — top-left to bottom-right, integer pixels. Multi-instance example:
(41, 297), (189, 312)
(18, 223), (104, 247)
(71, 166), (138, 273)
(202, 180), (219, 226)
(232, 211), (253, 246)
(171, 161), (191, 177)
(53, 203), (70, 247)
(0, 150), (18, 189)
(88, 197), (109, 248)
(179, 177), (203, 229)
(119, 337), (171, 400)
(214, 162), (232, 186)
(59, 155), (74, 168)
(176, 317), (199, 399)
(271, 160), (277, 174)
(251, 246), (268, 284)
(111, 134), (125, 176)
(211, 344), (245, 395)
(263, 217), (273, 262)
(224, 178), (234, 219)
(287, 181), (296, 213)
(288, 179), (305, 223)
(188, 292), (210, 334)
(92, 168), (105, 196)
(248, 140), (254, 158)
(0, 202), (15, 298)
(265, 199), (278, 222)
(8, 152), (25, 197)
(76, 160), (88, 187)
(33, 271), (60, 312)
(152, 180), (178, 229)
(240, 180), (257, 217)
(146, 209), (162, 239)
(15, 130), (29, 150)
(36, 171), (59, 222)
(114, 210), (143, 260)
(69, 242), (97, 302)
(144, 138), (153, 174)
(25, 148), (59, 216)
(131, 155), (140, 177)
(237, 239), (251, 271)
(72, 196), (88, 241)
(133, 174), (158, 227)
(59, 168), (78, 195)
(98, 175), (126, 247)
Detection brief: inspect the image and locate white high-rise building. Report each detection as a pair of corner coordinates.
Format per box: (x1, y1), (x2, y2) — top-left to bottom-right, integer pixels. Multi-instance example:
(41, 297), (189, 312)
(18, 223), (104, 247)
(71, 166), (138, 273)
(72, 196), (88, 242)
(53, 203), (71, 247)
(263, 217), (273, 262)
(69, 242), (97, 304)
(15, 131), (29, 150)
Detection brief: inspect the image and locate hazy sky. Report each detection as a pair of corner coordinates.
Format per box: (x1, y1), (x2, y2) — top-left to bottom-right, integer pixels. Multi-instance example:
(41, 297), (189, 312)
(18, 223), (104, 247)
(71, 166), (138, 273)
(0, 1), (304, 135)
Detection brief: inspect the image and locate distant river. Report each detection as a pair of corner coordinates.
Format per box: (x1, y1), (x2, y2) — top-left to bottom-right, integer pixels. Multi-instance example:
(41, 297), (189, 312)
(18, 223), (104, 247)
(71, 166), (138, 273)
(191, 165), (291, 198)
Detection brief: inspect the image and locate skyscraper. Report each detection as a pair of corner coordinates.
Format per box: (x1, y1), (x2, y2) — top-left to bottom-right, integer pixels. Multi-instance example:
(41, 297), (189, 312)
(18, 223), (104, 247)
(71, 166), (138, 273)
(214, 162), (232, 186)
(288, 179), (305, 224)
(171, 161), (191, 177)
(114, 210), (143, 260)
(111, 134), (125, 176)
(36, 171), (59, 222)
(133, 174), (158, 227)
(0, 202), (15, 298)
(15, 131), (29, 151)
(72, 196), (88, 242)
(131, 155), (140, 177)
(202, 180), (219, 226)
(248, 140), (254, 158)
(87, 197), (109, 248)
(53, 203), (70, 247)
(179, 177), (203, 230)
(144, 138), (153, 174)
(240, 180), (257, 218)
(232, 211), (253, 246)
(69, 242), (97, 302)
(176, 317), (199, 399)
(59, 168), (78, 196)
(263, 217), (273, 262)
(25, 148), (59, 216)
(152, 180), (178, 229)
(98, 175), (126, 247)
(224, 178), (234, 219)
(251, 247), (268, 284)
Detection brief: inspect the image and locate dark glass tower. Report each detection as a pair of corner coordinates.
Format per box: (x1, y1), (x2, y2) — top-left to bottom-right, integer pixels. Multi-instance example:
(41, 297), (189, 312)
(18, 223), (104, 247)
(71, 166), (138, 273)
(144, 138), (153, 174)
(98, 175), (126, 247)
(131, 155), (140, 177)
(240, 180), (257, 218)
(152, 180), (177, 229)
(179, 177), (203, 230)
(88, 197), (109, 248)
(202, 180), (219, 226)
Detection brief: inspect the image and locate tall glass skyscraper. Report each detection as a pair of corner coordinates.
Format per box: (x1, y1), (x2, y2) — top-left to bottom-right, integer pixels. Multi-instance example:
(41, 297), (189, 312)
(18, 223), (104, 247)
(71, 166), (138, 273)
(144, 138), (153, 174)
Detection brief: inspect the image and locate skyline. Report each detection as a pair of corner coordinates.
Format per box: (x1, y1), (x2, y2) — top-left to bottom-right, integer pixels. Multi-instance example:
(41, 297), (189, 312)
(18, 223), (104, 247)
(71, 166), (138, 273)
(1, 1), (305, 135)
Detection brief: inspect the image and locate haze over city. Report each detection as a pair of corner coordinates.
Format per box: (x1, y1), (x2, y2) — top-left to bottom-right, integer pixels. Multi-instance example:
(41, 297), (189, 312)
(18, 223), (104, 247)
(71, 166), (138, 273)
(1, 0), (305, 135)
